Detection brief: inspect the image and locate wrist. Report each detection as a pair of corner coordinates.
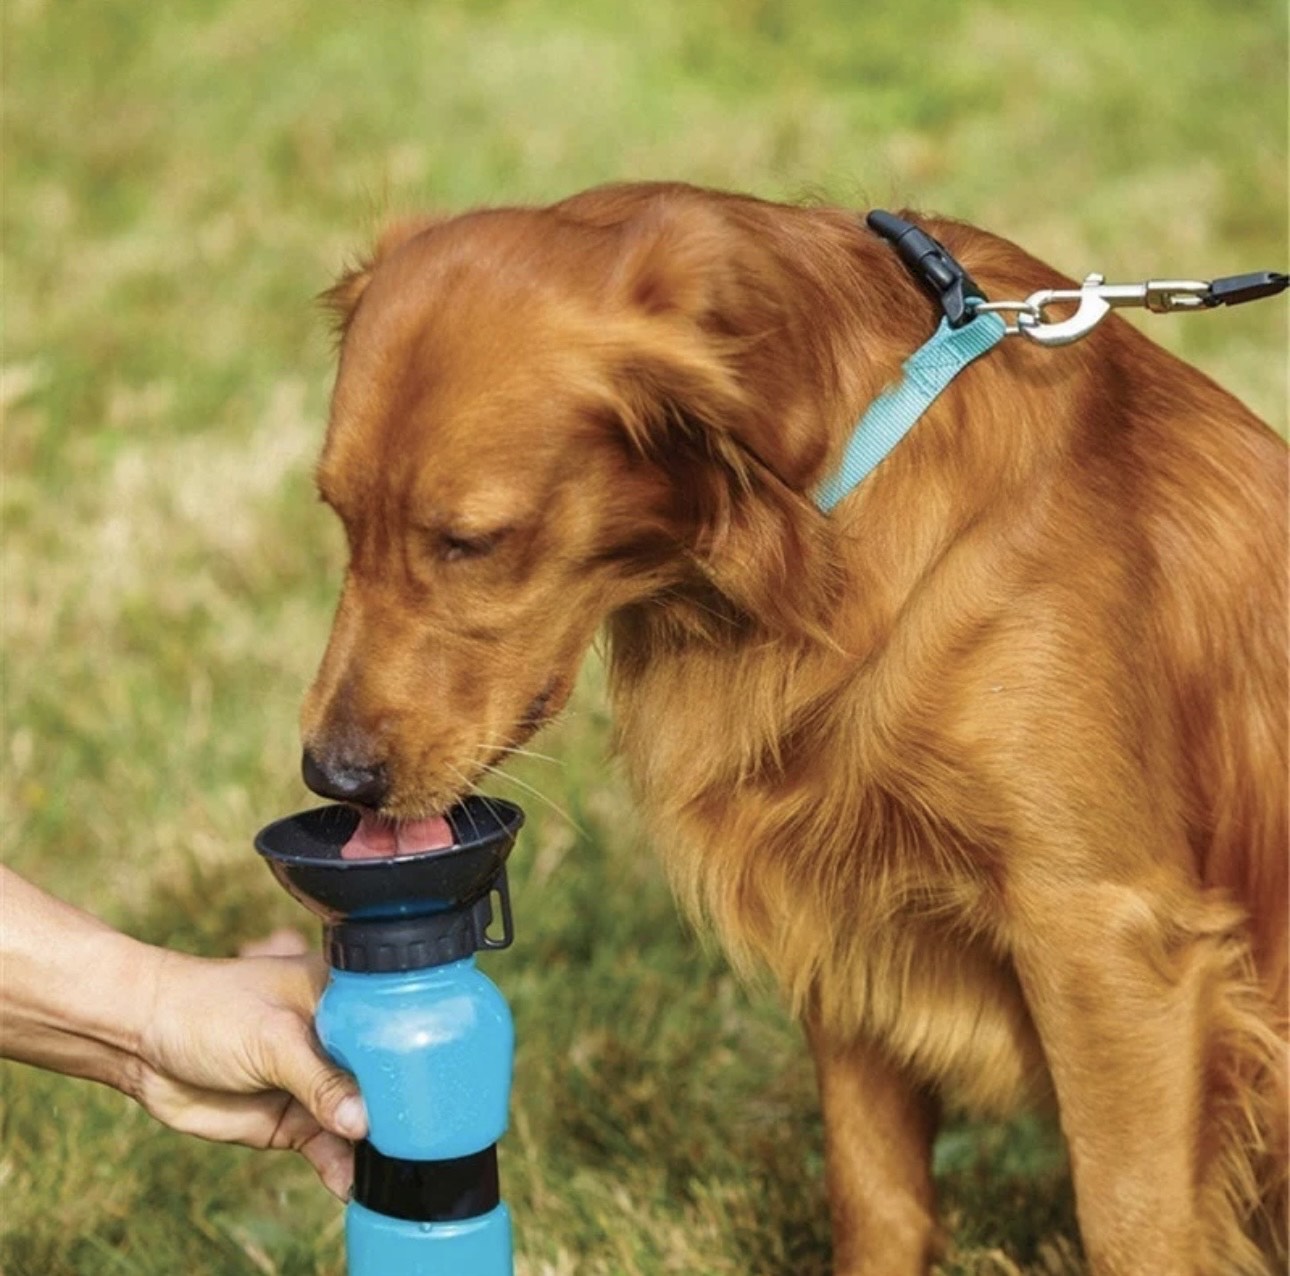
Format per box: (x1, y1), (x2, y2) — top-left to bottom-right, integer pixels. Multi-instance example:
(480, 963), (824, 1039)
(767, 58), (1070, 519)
(88, 934), (172, 1102)
(97, 930), (167, 1063)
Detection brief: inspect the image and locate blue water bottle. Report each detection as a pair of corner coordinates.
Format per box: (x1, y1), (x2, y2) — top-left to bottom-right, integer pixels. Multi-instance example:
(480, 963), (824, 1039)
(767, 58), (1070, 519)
(255, 796), (525, 1276)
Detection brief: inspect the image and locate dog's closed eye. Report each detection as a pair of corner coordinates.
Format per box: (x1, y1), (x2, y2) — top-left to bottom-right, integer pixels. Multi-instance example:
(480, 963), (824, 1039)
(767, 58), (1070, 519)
(437, 527), (511, 563)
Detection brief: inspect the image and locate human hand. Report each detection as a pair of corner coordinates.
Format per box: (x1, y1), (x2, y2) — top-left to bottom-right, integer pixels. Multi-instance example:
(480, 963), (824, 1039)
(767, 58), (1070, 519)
(2, 867), (363, 1196)
(129, 946), (367, 1198)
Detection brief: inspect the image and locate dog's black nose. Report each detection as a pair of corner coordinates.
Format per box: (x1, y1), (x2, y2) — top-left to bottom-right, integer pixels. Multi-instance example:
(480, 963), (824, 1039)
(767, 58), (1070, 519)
(301, 749), (389, 807)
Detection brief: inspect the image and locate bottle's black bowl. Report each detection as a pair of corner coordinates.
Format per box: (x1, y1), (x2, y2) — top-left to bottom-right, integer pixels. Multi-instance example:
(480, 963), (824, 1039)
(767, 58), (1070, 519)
(254, 796), (525, 923)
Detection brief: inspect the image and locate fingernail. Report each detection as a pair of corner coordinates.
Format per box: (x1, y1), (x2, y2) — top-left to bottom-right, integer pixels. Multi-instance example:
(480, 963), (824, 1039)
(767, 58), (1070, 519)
(336, 1094), (367, 1139)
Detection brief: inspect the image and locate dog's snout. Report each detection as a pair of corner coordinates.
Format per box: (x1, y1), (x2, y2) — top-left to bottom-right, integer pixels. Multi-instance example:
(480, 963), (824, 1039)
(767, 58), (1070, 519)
(301, 748), (389, 808)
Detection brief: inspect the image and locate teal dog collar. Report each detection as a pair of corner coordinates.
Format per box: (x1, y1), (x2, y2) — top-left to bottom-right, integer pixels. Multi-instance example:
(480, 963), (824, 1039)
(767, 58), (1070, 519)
(814, 211), (1005, 514)
(814, 309), (1006, 514)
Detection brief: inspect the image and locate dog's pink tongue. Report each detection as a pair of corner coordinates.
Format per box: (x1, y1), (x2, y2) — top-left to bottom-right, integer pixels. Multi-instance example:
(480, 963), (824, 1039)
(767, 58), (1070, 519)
(341, 810), (455, 860)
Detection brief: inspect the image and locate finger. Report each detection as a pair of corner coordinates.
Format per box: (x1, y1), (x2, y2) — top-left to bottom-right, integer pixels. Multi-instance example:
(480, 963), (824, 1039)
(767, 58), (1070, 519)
(141, 1080), (352, 1198)
(265, 1097), (357, 1200)
(296, 1127), (357, 1200)
(144, 1082), (309, 1146)
(265, 1022), (368, 1140)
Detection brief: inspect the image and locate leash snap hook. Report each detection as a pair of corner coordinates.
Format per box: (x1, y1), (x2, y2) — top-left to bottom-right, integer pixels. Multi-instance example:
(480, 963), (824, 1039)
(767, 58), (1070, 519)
(1016, 275), (1215, 347)
(1015, 273), (1114, 347)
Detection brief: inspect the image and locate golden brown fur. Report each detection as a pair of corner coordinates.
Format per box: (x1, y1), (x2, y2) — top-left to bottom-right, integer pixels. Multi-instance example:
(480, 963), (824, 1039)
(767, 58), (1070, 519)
(300, 183), (1288, 1274)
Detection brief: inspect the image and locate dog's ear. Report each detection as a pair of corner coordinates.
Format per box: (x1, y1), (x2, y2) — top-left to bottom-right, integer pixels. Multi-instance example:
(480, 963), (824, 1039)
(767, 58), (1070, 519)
(609, 200), (843, 493)
(607, 204), (843, 638)
(610, 200), (730, 320)
(320, 214), (448, 337)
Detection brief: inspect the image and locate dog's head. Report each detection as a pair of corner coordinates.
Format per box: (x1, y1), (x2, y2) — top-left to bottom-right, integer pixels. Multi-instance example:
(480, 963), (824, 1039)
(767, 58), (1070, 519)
(300, 184), (898, 820)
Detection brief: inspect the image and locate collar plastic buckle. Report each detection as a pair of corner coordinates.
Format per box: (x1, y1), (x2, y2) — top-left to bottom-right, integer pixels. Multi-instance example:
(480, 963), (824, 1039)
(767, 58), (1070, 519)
(866, 210), (985, 329)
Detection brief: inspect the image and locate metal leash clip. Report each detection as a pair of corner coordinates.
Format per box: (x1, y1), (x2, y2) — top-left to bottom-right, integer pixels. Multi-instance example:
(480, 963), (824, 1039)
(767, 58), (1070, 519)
(972, 270), (1289, 348)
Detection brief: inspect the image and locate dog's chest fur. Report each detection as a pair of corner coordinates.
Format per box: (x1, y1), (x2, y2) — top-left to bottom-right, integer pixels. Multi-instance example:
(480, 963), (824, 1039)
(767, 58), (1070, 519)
(608, 619), (1051, 1115)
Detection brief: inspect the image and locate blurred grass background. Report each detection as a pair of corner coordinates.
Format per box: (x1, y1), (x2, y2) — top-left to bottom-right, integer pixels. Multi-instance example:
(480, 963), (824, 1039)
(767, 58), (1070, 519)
(2, 0), (1285, 1272)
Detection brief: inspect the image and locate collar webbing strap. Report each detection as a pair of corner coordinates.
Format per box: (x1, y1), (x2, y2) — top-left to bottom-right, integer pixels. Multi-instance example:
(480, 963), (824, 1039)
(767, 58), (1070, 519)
(813, 311), (1006, 514)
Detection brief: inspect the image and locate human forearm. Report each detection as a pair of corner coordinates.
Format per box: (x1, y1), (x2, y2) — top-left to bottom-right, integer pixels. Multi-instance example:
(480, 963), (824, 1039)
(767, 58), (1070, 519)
(0, 865), (161, 1093)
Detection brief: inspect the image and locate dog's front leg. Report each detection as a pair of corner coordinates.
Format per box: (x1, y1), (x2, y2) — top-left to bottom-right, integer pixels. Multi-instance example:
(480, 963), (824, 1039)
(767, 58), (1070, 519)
(806, 1019), (941, 1276)
(1008, 875), (1219, 1276)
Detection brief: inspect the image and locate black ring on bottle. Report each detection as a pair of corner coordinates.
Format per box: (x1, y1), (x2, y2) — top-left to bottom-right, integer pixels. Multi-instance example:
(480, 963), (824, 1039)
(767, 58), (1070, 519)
(352, 1140), (500, 1223)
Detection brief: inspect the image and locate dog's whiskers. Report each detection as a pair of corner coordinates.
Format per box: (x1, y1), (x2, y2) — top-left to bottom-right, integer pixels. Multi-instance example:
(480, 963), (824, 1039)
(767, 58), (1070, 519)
(445, 763), (492, 842)
(473, 760), (584, 835)
(471, 741), (566, 768)
(444, 765), (481, 837)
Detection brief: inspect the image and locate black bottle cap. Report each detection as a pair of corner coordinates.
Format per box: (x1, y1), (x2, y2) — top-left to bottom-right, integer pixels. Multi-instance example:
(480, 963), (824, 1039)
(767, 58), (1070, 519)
(325, 874), (513, 972)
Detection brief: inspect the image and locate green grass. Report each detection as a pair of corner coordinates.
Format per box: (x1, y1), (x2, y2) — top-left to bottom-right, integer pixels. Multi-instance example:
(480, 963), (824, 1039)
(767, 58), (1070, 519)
(2, 0), (1285, 1271)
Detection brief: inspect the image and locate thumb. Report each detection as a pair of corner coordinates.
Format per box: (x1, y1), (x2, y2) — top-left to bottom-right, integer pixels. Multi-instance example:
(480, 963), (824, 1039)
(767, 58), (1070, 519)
(270, 1026), (368, 1141)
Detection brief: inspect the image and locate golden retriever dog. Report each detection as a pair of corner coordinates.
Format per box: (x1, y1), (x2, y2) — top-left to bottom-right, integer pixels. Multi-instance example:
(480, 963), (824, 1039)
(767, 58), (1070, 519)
(298, 182), (1287, 1274)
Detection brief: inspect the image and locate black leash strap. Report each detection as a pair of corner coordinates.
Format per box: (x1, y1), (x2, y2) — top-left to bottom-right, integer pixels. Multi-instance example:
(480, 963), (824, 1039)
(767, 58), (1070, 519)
(1202, 271), (1289, 307)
